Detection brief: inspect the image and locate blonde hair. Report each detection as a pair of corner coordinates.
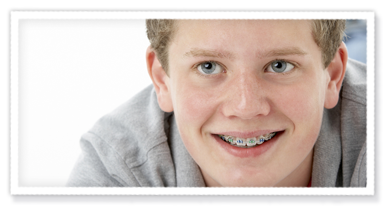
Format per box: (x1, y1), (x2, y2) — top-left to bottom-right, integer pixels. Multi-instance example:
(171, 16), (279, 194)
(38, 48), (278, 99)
(311, 20), (346, 68)
(146, 19), (346, 72)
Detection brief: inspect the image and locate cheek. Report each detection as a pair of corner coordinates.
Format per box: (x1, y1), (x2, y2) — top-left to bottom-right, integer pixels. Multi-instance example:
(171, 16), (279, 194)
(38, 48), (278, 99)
(275, 80), (325, 124)
(170, 81), (222, 163)
(171, 80), (219, 133)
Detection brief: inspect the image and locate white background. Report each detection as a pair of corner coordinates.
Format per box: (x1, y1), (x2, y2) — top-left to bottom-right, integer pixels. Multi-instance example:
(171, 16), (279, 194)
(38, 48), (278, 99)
(18, 19), (151, 187)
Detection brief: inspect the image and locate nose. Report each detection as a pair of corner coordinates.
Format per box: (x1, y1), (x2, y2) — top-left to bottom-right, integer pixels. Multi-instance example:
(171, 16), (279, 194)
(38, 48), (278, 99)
(222, 71), (270, 119)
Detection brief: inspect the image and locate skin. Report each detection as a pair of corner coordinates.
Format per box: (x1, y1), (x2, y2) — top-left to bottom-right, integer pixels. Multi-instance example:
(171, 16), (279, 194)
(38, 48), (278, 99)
(146, 20), (348, 187)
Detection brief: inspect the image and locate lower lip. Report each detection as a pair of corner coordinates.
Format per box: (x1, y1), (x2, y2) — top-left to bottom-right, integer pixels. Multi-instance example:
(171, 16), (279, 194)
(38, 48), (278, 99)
(212, 132), (282, 158)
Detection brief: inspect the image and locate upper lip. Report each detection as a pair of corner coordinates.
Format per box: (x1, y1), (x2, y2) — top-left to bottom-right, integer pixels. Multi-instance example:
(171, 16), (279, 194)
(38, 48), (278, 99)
(214, 129), (283, 138)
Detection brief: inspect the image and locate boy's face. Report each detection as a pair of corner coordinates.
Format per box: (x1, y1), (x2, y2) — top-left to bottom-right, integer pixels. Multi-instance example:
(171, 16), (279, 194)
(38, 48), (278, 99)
(152, 20), (341, 186)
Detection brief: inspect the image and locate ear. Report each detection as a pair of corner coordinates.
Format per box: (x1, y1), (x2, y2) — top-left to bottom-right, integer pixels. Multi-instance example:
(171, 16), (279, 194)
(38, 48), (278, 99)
(146, 46), (174, 112)
(324, 42), (348, 109)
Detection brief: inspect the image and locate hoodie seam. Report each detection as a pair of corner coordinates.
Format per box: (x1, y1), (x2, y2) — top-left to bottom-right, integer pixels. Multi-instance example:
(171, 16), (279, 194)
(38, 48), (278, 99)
(357, 147), (366, 186)
(341, 93), (366, 106)
(87, 131), (142, 185)
(129, 140), (169, 169)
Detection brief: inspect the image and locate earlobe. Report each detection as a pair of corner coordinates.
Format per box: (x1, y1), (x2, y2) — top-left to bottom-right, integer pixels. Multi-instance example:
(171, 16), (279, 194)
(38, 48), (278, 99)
(324, 42), (348, 109)
(146, 46), (174, 112)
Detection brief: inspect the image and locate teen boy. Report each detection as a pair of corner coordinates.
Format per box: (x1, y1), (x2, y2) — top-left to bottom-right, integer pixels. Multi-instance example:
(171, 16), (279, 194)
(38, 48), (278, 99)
(67, 19), (366, 187)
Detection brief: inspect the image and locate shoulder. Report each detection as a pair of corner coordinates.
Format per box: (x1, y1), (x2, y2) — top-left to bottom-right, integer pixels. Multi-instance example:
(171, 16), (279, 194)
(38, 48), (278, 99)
(89, 85), (169, 165)
(340, 59), (367, 187)
(67, 85), (176, 187)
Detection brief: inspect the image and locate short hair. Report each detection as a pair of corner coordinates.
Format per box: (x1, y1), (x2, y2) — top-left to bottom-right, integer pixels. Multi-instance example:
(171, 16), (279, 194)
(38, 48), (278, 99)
(146, 19), (346, 73)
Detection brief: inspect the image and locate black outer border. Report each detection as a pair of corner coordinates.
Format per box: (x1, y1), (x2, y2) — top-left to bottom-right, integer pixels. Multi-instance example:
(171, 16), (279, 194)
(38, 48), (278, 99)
(5, 6), (385, 210)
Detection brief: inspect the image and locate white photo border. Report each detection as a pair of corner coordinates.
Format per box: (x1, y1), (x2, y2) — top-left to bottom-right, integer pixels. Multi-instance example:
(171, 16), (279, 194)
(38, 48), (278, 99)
(10, 11), (375, 195)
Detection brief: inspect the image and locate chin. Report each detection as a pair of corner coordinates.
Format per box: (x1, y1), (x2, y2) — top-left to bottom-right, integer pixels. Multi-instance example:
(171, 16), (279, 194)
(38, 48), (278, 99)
(218, 178), (276, 187)
(206, 165), (280, 187)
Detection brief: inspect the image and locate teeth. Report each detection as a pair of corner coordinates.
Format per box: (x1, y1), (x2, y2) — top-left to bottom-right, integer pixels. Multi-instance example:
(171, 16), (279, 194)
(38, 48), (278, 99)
(236, 138), (246, 146)
(246, 138), (257, 147)
(218, 132), (277, 148)
(228, 136), (236, 145)
(256, 137), (265, 145)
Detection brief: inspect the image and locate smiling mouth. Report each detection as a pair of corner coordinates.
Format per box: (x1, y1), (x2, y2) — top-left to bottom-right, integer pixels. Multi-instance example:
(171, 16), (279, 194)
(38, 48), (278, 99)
(217, 132), (278, 148)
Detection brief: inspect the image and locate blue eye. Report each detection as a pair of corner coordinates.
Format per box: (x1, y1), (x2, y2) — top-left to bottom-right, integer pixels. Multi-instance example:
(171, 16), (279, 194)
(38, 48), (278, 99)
(197, 61), (224, 75)
(267, 60), (294, 73)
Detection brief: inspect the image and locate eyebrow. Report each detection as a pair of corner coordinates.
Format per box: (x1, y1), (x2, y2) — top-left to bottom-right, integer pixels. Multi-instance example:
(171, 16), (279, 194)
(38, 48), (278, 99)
(183, 48), (235, 59)
(258, 47), (307, 58)
(183, 47), (307, 60)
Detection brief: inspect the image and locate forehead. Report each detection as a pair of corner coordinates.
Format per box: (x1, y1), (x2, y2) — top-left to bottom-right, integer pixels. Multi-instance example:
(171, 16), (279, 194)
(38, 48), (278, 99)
(171, 20), (315, 56)
(174, 19), (312, 37)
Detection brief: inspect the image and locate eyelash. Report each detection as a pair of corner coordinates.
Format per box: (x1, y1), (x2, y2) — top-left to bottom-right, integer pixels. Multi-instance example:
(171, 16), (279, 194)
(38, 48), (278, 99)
(264, 59), (297, 75)
(192, 59), (297, 77)
(193, 61), (227, 77)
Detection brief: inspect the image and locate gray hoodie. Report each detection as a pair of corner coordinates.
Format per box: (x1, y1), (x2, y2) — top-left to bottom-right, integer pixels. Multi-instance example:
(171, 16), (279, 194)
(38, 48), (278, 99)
(66, 59), (367, 187)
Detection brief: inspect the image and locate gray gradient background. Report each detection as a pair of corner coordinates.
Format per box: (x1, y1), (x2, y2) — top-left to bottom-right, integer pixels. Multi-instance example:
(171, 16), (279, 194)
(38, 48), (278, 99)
(5, 10), (385, 210)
